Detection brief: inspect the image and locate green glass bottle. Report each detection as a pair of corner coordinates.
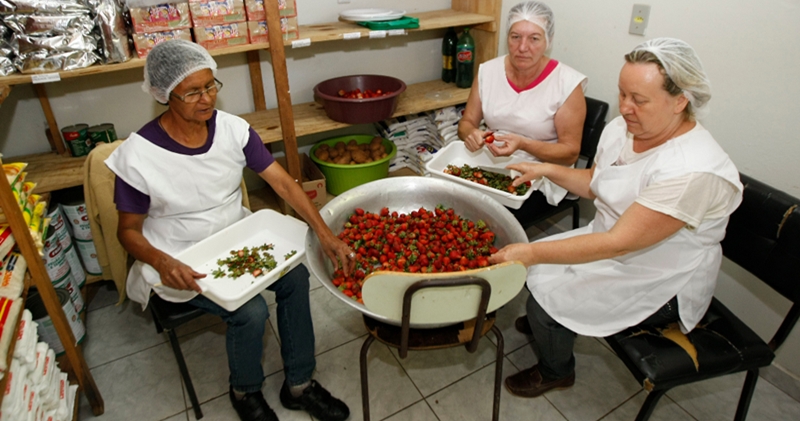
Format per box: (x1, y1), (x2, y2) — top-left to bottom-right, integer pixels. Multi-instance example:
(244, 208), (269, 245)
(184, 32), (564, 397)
(441, 27), (458, 83)
(455, 28), (475, 88)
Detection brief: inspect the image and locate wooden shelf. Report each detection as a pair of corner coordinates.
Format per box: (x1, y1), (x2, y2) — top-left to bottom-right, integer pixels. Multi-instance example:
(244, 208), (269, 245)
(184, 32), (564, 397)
(0, 10), (492, 87)
(3, 152), (86, 194)
(242, 78), (470, 143)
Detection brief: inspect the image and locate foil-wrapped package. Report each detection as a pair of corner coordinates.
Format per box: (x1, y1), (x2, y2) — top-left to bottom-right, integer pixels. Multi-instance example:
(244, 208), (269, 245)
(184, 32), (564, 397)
(95, 0), (132, 63)
(3, 14), (95, 36)
(15, 48), (98, 72)
(0, 23), (15, 75)
(15, 32), (97, 54)
(0, 0), (92, 15)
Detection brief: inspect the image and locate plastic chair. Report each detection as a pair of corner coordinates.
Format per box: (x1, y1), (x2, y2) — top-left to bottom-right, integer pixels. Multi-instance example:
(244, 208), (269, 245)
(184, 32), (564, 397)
(359, 276), (504, 421)
(604, 173), (800, 421)
(511, 96), (609, 230)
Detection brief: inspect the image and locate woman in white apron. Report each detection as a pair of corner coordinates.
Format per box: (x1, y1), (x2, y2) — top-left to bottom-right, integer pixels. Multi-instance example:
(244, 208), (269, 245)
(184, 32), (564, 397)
(106, 40), (352, 421)
(488, 38), (743, 398)
(458, 1), (588, 212)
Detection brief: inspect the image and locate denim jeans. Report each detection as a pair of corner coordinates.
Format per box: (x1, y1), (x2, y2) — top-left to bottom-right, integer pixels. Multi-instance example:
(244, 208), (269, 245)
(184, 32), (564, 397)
(525, 294), (679, 381)
(187, 264), (316, 393)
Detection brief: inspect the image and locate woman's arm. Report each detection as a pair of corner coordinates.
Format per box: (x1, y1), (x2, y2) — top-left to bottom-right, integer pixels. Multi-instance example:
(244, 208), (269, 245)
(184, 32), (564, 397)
(117, 211), (205, 292)
(488, 85), (586, 165)
(489, 202), (686, 267)
(259, 162), (355, 274)
(508, 162), (596, 199)
(457, 74), (490, 152)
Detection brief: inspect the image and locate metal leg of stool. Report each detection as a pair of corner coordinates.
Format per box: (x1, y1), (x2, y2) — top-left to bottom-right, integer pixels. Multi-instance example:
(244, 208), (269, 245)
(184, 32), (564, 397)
(491, 325), (504, 421)
(360, 335), (376, 421)
(167, 329), (203, 419)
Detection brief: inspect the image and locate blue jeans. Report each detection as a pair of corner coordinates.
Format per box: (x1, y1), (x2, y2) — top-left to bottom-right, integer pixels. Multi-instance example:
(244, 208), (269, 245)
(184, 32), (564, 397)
(526, 293), (679, 380)
(188, 264), (316, 393)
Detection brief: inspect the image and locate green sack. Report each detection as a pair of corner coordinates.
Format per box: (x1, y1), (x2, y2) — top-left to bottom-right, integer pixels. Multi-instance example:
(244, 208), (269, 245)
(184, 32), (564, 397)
(357, 16), (420, 30)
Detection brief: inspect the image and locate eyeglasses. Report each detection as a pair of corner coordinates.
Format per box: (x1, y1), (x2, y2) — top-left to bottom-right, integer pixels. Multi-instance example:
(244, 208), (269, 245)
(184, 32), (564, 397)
(170, 79), (223, 103)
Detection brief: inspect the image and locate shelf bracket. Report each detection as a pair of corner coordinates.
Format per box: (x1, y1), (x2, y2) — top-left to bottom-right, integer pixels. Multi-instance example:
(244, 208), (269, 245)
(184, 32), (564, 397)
(246, 50), (268, 112)
(0, 84), (9, 106)
(33, 83), (70, 156)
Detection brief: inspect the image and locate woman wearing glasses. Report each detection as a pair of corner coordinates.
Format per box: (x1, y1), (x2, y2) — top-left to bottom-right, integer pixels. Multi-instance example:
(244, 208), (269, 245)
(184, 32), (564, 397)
(105, 40), (351, 421)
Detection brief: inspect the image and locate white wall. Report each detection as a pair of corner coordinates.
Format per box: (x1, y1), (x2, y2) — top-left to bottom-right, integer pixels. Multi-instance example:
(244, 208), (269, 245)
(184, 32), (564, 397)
(2, 0), (798, 378)
(513, 0), (800, 377)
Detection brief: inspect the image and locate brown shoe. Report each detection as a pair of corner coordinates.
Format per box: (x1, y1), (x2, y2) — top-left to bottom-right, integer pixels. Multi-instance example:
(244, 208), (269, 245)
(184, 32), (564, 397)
(505, 365), (575, 398)
(515, 315), (533, 335)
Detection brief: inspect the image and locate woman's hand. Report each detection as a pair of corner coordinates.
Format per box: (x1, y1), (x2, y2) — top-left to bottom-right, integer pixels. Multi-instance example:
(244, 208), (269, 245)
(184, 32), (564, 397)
(154, 255), (205, 292)
(488, 243), (535, 267)
(463, 128), (489, 152)
(506, 162), (551, 187)
(486, 132), (524, 156)
(319, 234), (356, 275)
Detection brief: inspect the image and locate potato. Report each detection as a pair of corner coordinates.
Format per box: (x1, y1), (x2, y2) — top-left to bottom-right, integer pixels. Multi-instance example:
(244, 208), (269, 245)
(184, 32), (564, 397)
(328, 148), (340, 159)
(336, 150), (351, 163)
(347, 139), (359, 147)
(370, 136), (383, 145)
(334, 141), (346, 151)
(318, 144), (330, 151)
(369, 141), (383, 151)
(351, 149), (369, 163)
(370, 149), (384, 160)
(346, 144), (360, 151)
(314, 148), (330, 161)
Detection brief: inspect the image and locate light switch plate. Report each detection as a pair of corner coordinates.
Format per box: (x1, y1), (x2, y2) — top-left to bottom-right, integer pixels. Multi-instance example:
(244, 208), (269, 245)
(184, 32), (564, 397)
(629, 4), (650, 36)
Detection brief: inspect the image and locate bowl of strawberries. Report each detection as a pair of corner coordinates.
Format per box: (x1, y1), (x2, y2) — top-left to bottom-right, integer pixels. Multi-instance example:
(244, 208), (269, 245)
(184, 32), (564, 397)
(304, 176), (529, 328)
(313, 74), (407, 124)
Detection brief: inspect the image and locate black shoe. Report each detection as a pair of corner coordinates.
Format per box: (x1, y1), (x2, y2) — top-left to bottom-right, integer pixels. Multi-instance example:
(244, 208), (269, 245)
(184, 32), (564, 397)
(229, 386), (278, 421)
(280, 380), (350, 421)
(515, 315), (533, 335)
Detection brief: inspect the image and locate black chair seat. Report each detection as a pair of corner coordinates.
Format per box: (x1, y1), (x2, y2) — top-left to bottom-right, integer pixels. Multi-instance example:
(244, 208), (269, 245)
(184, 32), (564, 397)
(607, 298), (774, 392)
(149, 293), (206, 331)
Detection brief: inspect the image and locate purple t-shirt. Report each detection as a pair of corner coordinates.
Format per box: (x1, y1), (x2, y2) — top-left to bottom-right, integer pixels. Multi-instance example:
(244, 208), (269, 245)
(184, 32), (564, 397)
(114, 110), (274, 214)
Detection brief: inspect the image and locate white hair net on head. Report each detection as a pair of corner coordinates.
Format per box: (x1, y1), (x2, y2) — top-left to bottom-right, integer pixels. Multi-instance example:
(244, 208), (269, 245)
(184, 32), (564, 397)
(142, 39), (217, 104)
(630, 37), (712, 119)
(507, 1), (555, 48)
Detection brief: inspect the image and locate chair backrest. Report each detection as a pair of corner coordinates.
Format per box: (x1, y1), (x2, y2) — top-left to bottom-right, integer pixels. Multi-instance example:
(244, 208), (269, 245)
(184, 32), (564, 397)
(579, 96), (610, 169)
(720, 173), (800, 349)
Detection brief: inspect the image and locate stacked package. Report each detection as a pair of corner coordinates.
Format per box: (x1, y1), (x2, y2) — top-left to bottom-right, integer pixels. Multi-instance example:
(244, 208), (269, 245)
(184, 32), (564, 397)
(0, 0), (100, 73)
(245, 0), (298, 44)
(0, 21), (15, 75)
(433, 105), (469, 146)
(94, 0), (134, 64)
(2, 162), (48, 251)
(376, 113), (445, 176)
(1, 310), (79, 421)
(189, 0), (247, 50)
(128, 0), (193, 58)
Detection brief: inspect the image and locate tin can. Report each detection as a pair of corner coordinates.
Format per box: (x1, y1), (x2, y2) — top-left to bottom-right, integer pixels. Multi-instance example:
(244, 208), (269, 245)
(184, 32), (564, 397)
(60, 124), (91, 157)
(26, 288), (86, 356)
(60, 201), (92, 241)
(75, 239), (102, 276)
(88, 123), (117, 148)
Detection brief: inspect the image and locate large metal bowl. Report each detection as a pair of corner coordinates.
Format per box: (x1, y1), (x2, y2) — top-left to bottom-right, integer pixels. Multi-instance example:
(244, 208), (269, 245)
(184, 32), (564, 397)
(305, 176), (528, 328)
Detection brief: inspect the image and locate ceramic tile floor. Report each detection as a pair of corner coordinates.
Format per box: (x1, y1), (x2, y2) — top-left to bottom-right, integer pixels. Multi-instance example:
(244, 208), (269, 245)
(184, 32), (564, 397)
(75, 222), (800, 421)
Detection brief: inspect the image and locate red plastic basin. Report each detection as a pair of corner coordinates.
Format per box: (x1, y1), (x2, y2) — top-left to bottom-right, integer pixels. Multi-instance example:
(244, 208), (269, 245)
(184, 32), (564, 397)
(313, 74), (407, 124)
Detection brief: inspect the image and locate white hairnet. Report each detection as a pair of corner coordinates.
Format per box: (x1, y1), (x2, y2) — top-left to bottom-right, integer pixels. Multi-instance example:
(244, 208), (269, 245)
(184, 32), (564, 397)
(630, 38), (711, 119)
(142, 39), (217, 104)
(507, 1), (555, 48)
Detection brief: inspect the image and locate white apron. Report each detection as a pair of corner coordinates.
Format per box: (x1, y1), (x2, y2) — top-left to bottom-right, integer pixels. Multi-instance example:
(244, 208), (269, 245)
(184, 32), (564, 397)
(528, 117), (742, 336)
(105, 110), (251, 307)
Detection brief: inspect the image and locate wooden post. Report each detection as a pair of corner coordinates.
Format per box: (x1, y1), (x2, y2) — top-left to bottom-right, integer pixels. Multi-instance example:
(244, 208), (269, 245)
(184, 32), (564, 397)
(246, 50), (268, 112)
(0, 165), (104, 415)
(452, 0), (502, 70)
(264, 0), (302, 184)
(33, 84), (70, 156)
(0, 84), (9, 106)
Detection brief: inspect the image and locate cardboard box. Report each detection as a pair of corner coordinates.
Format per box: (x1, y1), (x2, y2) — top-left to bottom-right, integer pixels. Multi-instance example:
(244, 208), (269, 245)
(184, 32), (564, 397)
(244, 0), (297, 21)
(247, 17), (299, 44)
(188, 0), (246, 27)
(194, 22), (249, 50)
(275, 154), (327, 212)
(130, 2), (192, 33)
(132, 29), (193, 59)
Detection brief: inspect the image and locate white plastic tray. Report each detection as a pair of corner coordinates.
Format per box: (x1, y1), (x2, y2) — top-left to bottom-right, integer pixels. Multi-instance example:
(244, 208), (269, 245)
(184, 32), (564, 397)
(425, 142), (533, 209)
(172, 209), (308, 311)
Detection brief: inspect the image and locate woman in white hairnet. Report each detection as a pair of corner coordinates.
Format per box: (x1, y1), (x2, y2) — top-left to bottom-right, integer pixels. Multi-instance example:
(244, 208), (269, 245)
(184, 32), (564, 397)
(489, 38), (743, 398)
(105, 40), (351, 421)
(458, 1), (587, 215)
